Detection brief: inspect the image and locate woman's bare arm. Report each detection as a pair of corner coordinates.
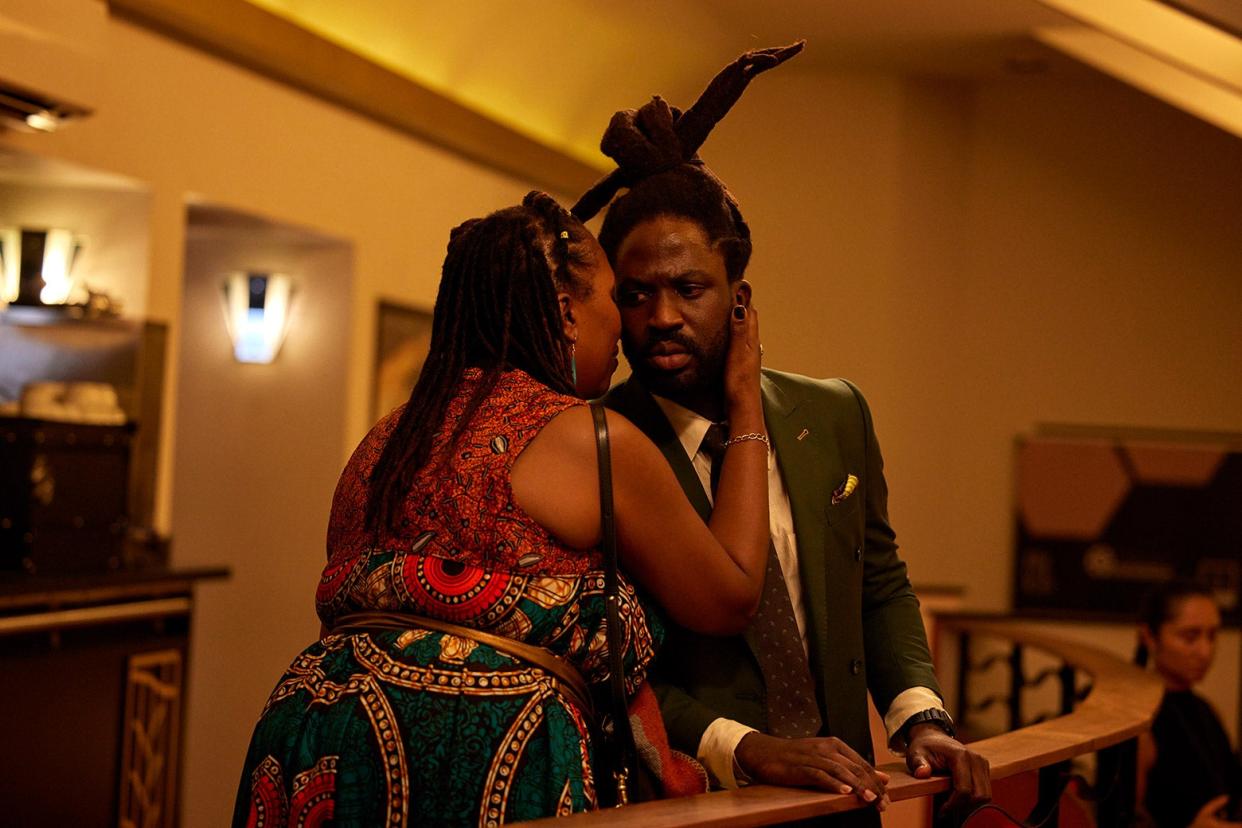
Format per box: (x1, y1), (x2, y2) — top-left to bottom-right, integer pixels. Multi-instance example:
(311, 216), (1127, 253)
(512, 305), (768, 634)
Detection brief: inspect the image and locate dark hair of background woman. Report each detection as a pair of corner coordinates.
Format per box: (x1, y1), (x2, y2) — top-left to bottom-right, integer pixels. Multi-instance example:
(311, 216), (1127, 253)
(365, 191), (595, 533)
(1134, 578), (1216, 667)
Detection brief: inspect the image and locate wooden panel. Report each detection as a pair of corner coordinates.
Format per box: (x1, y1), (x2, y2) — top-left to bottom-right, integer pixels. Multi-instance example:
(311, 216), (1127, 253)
(118, 648), (183, 828)
(0, 617), (189, 827)
(106, 0), (605, 197)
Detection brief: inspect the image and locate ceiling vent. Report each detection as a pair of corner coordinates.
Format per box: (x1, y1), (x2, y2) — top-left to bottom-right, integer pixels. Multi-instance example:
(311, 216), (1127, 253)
(0, 80), (91, 133)
(0, 0), (104, 131)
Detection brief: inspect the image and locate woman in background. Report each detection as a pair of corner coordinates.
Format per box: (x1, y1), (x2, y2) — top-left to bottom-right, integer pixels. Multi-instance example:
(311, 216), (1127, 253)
(1136, 580), (1241, 828)
(231, 191), (783, 826)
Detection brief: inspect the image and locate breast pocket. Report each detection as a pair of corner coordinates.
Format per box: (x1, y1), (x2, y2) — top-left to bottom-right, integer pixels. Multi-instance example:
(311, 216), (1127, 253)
(825, 487), (861, 527)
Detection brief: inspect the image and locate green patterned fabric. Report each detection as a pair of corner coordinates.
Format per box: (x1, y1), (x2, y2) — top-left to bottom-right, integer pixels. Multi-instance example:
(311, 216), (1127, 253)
(234, 372), (663, 827)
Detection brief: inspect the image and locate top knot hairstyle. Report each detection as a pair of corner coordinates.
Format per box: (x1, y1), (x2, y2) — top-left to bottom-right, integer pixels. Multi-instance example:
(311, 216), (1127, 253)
(572, 42), (804, 282)
(366, 191), (594, 532)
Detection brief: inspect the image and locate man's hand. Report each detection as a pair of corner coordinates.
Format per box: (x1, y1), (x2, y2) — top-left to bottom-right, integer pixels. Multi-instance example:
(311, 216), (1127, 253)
(1190, 795), (1242, 828)
(905, 724), (991, 816)
(736, 732), (891, 811)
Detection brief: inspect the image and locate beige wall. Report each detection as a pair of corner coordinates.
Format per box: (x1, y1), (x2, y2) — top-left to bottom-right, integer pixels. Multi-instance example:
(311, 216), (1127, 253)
(0, 10), (553, 532)
(3, 7), (1240, 824)
(0, 10), (550, 827)
(175, 212), (353, 823)
(706, 67), (1242, 613)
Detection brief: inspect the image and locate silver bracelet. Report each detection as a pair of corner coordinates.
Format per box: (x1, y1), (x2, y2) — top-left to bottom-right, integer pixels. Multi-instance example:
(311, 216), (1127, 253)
(723, 432), (770, 450)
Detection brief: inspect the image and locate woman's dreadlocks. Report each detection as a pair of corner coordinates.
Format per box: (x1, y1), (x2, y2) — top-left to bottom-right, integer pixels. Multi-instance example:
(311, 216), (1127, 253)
(366, 191), (593, 533)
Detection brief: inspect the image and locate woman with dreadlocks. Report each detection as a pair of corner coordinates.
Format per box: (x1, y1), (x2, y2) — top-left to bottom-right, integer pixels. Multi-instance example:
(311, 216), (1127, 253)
(232, 190), (772, 826)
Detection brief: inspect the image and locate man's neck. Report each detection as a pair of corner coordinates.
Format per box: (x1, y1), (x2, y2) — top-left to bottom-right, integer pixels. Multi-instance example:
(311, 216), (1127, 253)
(649, 385), (725, 423)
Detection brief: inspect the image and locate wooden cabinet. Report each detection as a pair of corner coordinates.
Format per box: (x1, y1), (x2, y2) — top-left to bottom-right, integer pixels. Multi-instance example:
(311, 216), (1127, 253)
(0, 568), (227, 827)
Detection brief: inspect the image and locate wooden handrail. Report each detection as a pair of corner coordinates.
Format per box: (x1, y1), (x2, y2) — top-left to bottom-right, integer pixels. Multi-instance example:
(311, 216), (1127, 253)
(525, 617), (1163, 826)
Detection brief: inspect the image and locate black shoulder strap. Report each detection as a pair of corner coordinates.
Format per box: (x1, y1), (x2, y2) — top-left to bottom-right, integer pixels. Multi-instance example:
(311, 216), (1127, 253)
(590, 401), (637, 798)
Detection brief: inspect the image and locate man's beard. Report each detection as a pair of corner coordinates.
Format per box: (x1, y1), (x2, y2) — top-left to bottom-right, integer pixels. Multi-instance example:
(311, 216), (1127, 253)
(622, 323), (729, 401)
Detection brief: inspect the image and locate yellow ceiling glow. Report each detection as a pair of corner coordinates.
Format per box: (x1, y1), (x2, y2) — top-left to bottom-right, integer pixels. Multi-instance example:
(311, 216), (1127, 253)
(241, 0), (658, 167)
(1037, 25), (1242, 139)
(1035, 0), (1242, 95)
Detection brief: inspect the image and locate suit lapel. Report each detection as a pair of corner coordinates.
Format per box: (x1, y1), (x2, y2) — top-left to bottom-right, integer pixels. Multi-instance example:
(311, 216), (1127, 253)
(606, 378), (712, 523)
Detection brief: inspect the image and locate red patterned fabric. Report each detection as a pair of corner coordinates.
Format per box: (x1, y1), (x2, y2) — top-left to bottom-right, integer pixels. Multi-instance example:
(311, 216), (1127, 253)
(314, 368), (656, 696)
(320, 368), (599, 608)
(245, 756), (337, 828)
(628, 683), (710, 798)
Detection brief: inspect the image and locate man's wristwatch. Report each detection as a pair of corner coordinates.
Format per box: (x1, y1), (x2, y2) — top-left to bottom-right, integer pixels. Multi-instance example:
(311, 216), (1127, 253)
(898, 708), (956, 745)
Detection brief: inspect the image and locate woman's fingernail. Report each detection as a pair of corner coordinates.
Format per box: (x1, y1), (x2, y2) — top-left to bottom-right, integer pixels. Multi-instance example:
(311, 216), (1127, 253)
(733, 306), (746, 320)
(863, 790), (877, 802)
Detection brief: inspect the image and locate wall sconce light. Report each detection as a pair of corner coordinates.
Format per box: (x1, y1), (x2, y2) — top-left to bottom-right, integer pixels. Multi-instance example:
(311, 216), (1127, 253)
(0, 227), (83, 306)
(221, 272), (294, 364)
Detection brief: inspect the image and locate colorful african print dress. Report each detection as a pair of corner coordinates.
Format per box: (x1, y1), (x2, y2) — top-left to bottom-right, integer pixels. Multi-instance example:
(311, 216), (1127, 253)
(233, 369), (662, 827)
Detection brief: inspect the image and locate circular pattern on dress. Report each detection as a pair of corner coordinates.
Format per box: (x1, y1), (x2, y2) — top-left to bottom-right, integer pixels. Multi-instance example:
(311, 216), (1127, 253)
(315, 546), (371, 618)
(400, 554), (526, 623)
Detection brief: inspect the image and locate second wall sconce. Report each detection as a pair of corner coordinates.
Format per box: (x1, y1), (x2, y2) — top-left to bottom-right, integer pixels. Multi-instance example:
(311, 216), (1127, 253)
(221, 272), (294, 364)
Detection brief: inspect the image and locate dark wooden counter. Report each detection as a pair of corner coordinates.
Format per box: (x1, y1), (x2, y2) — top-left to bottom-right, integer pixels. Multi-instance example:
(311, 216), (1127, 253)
(0, 566), (228, 828)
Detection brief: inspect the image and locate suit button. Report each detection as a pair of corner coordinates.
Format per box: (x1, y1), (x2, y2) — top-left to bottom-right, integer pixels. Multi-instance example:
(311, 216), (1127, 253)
(850, 659), (862, 675)
(854, 547), (862, 561)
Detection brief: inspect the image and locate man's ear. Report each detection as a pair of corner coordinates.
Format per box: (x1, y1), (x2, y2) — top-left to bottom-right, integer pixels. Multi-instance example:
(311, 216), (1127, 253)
(558, 292), (578, 342)
(734, 279), (753, 308)
(1139, 625), (1158, 654)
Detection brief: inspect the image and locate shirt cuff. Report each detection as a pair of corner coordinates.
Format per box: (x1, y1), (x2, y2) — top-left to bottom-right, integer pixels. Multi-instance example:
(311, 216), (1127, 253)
(883, 687), (948, 751)
(697, 717), (759, 790)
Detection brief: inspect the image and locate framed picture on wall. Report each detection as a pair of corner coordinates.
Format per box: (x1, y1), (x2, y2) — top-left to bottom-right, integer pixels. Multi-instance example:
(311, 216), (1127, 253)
(1013, 426), (1241, 625)
(371, 301), (433, 424)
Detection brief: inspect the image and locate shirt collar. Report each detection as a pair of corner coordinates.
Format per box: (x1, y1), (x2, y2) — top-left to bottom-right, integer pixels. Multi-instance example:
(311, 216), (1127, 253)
(650, 394), (716, 461)
(651, 392), (776, 472)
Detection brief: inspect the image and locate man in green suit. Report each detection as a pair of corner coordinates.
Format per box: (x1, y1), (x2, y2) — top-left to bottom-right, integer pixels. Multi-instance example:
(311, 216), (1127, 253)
(593, 171), (991, 823)
(571, 43), (990, 820)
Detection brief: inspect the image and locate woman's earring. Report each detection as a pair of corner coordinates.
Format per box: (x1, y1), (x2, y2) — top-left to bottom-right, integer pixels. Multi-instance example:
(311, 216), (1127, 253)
(570, 343), (578, 386)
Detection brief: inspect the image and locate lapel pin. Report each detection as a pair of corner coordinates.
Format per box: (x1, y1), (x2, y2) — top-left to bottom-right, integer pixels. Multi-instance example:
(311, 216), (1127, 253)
(831, 473), (859, 505)
(796, 428), (810, 441)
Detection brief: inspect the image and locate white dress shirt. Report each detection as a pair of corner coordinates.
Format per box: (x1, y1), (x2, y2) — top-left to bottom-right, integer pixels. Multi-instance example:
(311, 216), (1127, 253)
(651, 394), (944, 789)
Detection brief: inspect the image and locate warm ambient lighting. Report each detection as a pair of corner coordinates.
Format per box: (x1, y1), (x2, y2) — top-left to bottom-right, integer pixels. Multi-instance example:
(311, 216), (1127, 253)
(1036, 25), (1242, 139)
(0, 227), (82, 305)
(221, 272), (294, 364)
(1035, 0), (1242, 95)
(23, 111), (61, 132)
(1034, 0), (1242, 139)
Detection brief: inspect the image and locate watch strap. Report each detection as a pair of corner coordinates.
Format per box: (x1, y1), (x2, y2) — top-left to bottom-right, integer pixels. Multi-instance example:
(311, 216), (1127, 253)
(899, 708), (956, 745)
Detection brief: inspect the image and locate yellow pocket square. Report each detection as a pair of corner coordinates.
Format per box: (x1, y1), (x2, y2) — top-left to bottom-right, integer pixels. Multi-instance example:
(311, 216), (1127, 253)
(831, 474), (859, 505)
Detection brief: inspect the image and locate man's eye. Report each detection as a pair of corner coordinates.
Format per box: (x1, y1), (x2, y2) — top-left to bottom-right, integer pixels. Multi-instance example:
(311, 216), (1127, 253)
(617, 289), (648, 307)
(677, 284), (705, 298)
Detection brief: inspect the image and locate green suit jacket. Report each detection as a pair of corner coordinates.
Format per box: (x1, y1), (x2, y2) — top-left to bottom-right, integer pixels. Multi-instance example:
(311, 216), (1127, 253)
(604, 369), (940, 766)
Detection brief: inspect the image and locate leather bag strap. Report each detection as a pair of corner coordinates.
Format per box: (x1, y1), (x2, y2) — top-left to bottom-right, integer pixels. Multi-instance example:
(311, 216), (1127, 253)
(591, 401), (637, 803)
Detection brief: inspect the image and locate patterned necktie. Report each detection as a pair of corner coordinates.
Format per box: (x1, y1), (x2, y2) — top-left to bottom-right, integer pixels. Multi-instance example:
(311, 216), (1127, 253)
(699, 425), (822, 738)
